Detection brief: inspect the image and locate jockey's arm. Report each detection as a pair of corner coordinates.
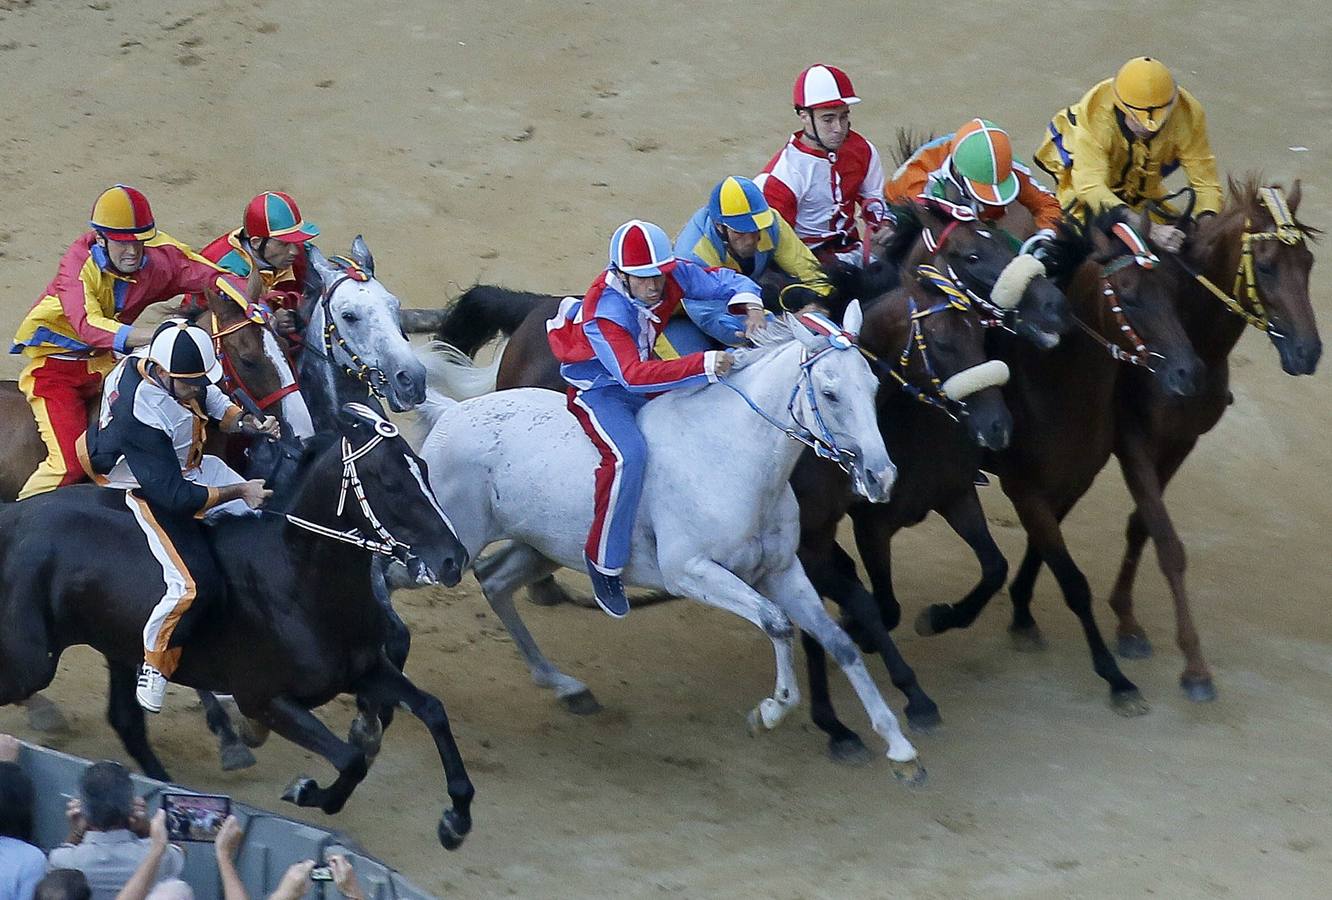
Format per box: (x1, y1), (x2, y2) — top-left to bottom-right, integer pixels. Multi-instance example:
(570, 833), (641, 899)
(1175, 106), (1223, 216)
(673, 261), (764, 346)
(857, 141), (888, 230)
(118, 420), (225, 518)
(1065, 125), (1129, 217)
(153, 240), (252, 311)
(771, 216), (833, 298)
(55, 254), (135, 353)
(1015, 167), (1064, 233)
(585, 318), (725, 392)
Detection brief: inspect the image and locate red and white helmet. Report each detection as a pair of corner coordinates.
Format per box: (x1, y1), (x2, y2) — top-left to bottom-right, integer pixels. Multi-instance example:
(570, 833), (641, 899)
(792, 64), (861, 110)
(608, 220), (676, 277)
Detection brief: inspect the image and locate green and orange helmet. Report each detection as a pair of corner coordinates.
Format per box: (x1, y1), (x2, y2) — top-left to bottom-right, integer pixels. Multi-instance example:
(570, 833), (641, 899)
(948, 118), (1020, 208)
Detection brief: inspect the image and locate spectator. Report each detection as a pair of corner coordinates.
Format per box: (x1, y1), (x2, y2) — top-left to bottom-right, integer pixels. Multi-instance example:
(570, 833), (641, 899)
(0, 734), (46, 900)
(328, 854), (366, 900)
(36, 870), (93, 900)
(144, 881), (192, 900)
(48, 762), (184, 900)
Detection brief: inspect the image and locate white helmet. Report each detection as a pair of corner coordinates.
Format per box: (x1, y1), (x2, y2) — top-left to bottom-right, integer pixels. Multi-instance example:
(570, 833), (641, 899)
(147, 319), (223, 385)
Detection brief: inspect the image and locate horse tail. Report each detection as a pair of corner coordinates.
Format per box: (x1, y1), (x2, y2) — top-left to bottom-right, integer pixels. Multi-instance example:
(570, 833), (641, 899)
(434, 285), (560, 357)
(418, 340), (505, 402)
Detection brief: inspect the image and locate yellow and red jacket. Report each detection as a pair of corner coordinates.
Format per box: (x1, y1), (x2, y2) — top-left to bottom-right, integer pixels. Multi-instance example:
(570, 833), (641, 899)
(886, 135), (1063, 232)
(1034, 79), (1222, 220)
(11, 231), (247, 360)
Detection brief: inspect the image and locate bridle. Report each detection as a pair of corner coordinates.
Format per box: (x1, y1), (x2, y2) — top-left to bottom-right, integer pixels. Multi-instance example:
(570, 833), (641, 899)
(720, 312), (862, 472)
(915, 198), (1015, 330)
(302, 256), (391, 402)
(283, 405), (414, 564)
(1074, 221), (1161, 370)
(210, 308), (302, 411)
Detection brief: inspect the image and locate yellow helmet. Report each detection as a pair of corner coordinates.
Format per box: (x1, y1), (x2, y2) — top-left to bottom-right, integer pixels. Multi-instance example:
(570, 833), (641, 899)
(1113, 57), (1177, 133)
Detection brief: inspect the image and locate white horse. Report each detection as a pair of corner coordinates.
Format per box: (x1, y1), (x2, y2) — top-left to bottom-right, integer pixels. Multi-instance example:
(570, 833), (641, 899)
(419, 305), (924, 779)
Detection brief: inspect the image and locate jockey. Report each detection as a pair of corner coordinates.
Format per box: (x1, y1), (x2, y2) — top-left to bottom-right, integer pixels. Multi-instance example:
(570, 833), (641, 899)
(79, 319), (279, 713)
(887, 118), (1063, 254)
(547, 220), (761, 618)
(675, 175), (832, 308)
(755, 64), (891, 266)
(1034, 56), (1222, 252)
(187, 190), (320, 338)
(10, 185), (251, 501)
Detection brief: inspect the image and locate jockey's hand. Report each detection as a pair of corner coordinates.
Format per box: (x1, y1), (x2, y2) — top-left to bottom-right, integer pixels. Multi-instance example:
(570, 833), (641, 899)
(124, 324), (158, 351)
(714, 352), (736, 376)
(742, 307), (768, 340)
(241, 413), (281, 440)
(239, 479), (273, 510)
(271, 308), (302, 335)
(1149, 222), (1186, 254)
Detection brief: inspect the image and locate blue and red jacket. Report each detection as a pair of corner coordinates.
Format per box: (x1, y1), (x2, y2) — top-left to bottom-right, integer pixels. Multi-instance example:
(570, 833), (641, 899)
(547, 260), (760, 393)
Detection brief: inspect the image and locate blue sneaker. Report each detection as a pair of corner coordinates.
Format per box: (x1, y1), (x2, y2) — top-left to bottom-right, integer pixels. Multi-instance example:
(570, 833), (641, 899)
(585, 557), (630, 618)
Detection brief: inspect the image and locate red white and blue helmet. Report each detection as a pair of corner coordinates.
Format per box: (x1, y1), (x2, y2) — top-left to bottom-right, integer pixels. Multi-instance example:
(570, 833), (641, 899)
(792, 64), (861, 110)
(609, 220), (676, 277)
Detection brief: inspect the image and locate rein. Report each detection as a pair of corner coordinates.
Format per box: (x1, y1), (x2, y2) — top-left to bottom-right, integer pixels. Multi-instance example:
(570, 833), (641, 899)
(1073, 222), (1161, 370)
(283, 412), (413, 563)
(1173, 187), (1300, 337)
(870, 264), (973, 419)
(916, 198), (1016, 330)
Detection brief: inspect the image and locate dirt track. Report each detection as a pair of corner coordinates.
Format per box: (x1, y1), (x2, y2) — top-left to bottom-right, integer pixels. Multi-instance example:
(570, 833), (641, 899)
(2, 1), (1331, 897)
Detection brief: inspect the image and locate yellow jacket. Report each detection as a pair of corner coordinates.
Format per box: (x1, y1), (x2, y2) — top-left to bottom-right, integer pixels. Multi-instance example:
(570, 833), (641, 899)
(1034, 79), (1222, 220)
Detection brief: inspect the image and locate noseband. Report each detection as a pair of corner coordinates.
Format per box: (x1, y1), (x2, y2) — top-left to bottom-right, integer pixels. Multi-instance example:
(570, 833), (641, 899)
(310, 257), (391, 402)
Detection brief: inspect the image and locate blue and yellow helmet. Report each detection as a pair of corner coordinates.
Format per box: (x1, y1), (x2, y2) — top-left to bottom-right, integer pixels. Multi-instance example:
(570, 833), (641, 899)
(708, 176), (775, 234)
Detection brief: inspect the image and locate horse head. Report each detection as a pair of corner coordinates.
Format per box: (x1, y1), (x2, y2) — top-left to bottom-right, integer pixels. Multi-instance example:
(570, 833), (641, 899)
(1194, 178), (1321, 375)
(1084, 208), (1204, 397)
(202, 285), (314, 442)
(786, 303), (896, 501)
(305, 241), (427, 412)
(315, 402), (467, 587)
(859, 265), (1013, 451)
(891, 199), (1070, 348)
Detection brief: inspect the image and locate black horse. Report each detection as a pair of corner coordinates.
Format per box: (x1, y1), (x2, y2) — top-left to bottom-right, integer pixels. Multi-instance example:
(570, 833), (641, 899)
(0, 403), (476, 850)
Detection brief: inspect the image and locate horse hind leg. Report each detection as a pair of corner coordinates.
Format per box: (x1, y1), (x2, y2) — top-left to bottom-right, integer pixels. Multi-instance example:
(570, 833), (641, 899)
(474, 543), (599, 714)
(21, 693), (72, 735)
(1007, 539), (1048, 651)
(1107, 509), (1154, 658)
(105, 661), (171, 781)
(197, 691), (257, 771)
(802, 632), (871, 765)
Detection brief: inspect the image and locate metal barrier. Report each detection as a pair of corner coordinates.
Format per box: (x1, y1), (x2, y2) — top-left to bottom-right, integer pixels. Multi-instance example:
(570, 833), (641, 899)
(17, 740), (437, 900)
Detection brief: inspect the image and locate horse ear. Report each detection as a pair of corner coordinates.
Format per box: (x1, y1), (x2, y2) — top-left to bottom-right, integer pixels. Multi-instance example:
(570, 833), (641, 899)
(350, 235), (376, 276)
(841, 298), (863, 338)
(306, 244), (342, 285)
(785, 312), (826, 352)
(1288, 180), (1302, 212)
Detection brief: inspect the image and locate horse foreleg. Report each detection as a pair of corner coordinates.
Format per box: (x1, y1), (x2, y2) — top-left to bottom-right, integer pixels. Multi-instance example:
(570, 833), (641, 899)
(355, 659), (475, 850)
(105, 662), (170, 781)
(849, 506), (903, 631)
(197, 691), (256, 771)
(756, 562), (923, 783)
(801, 632), (870, 765)
(474, 543), (599, 713)
(347, 560), (409, 756)
(1007, 539), (1047, 650)
(665, 557), (800, 735)
(1010, 496), (1146, 715)
(259, 696), (369, 815)
(915, 489), (1009, 636)
(1114, 435), (1213, 701)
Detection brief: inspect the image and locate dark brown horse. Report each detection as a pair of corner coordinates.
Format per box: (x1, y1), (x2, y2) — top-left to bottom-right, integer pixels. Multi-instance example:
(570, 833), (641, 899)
(1100, 178), (1320, 701)
(969, 208), (1205, 714)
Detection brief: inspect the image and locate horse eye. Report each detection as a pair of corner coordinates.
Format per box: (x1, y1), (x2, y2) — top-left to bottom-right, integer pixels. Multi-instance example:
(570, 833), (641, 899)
(341, 312), (360, 324)
(1256, 260), (1277, 276)
(966, 253), (981, 263)
(821, 389), (838, 401)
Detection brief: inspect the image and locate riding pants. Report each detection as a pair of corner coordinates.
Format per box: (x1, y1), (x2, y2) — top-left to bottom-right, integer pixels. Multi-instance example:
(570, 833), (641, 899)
(17, 354), (115, 500)
(120, 455), (253, 676)
(567, 385), (648, 575)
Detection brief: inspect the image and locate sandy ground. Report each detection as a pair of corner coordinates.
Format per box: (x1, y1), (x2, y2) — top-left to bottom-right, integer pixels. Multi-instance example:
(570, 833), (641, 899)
(2, 0), (1331, 897)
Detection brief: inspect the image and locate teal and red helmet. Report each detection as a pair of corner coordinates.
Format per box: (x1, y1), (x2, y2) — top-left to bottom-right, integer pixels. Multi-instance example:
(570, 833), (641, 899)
(609, 220), (676, 277)
(244, 191), (320, 243)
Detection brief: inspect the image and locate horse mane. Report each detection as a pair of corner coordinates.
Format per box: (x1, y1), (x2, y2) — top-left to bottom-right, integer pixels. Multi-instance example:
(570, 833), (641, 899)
(732, 316), (801, 370)
(1218, 173), (1320, 241)
(1041, 206), (1134, 285)
(891, 127), (936, 169)
(821, 259), (901, 305)
(881, 200), (926, 264)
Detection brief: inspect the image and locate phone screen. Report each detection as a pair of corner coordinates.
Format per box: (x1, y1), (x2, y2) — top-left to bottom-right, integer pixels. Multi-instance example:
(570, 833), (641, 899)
(310, 866), (334, 881)
(159, 793), (231, 842)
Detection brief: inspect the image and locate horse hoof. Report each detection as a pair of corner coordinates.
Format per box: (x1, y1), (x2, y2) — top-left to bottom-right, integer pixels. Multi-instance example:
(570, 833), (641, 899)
(1008, 625), (1047, 653)
(1116, 633), (1154, 659)
(527, 579), (574, 607)
(438, 811), (470, 850)
(281, 777), (318, 807)
(889, 757), (928, 787)
(219, 741), (257, 772)
(25, 696), (72, 735)
(907, 706), (943, 735)
(559, 689), (602, 716)
(1180, 674), (1217, 703)
(1110, 688), (1151, 717)
(827, 735), (872, 766)
(913, 606), (945, 637)
(238, 717), (271, 749)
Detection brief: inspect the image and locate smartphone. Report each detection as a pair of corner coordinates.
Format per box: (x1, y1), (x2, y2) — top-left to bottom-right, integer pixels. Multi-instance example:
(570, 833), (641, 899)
(310, 866), (334, 882)
(159, 792), (231, 842)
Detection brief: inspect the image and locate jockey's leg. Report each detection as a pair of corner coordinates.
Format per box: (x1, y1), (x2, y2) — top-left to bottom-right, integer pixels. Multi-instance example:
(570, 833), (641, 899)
(17, 356), (107, 500)
(123, 491), (223, 713)
(567, 387), (647, 617)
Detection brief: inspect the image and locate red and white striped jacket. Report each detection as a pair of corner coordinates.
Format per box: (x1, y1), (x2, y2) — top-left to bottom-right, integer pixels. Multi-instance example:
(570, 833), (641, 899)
(756, 130), (888, 254)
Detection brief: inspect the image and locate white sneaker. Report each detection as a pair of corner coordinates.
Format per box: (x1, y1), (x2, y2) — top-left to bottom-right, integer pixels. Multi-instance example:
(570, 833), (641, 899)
(136, 664), (168, 714)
